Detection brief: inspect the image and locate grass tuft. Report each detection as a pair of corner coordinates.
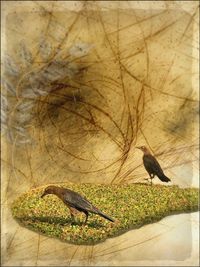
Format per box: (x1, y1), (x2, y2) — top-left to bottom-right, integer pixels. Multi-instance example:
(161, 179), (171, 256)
(11, 183), (199, 245)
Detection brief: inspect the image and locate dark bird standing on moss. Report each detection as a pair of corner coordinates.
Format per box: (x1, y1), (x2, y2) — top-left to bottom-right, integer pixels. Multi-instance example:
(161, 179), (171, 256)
(41, 185), (115, 225)
(136, 146), (171, 185)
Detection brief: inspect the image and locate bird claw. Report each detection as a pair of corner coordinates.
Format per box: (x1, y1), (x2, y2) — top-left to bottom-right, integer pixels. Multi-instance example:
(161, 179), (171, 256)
(144, 178), (151, 184)
(144, 178), (153, 186)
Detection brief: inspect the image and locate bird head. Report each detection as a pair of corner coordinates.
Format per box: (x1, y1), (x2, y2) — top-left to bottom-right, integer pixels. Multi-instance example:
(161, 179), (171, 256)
(41, 185), (57, 198)
(136, 146), (150, 154)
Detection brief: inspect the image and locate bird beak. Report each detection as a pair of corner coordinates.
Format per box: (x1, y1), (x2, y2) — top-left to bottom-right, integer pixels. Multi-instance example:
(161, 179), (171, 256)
(41, 192), (46, 198)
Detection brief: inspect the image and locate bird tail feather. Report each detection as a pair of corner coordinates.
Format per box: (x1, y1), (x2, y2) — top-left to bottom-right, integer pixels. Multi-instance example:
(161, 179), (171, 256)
(97, 211), (115, 222)
(158, 174), (171, 182)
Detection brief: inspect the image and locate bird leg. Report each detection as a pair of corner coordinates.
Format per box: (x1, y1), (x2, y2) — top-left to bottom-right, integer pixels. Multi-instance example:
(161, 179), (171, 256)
(83, 211), (89, 226)
(70, 213), (75, 222)
(150, 174), (154, 186)
(69, 207), (77, 224)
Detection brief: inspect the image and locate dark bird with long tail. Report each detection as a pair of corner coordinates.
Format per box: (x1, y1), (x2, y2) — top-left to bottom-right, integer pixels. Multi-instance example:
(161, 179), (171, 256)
(136, 146), (171, 185)
(41, 185), (115, 225)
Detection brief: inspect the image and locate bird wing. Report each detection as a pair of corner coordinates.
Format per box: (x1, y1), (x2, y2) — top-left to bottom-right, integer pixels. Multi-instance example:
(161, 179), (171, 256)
(63, 189), (98, 213)
(143, 154), (164, 175)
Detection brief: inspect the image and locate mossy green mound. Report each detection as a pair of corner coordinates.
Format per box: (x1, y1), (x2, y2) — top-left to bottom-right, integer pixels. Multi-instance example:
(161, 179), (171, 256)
(11, 183), (199, 245)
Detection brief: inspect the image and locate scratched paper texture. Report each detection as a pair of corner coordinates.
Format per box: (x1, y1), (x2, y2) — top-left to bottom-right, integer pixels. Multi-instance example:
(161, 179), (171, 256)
(1, 1), (199, 266)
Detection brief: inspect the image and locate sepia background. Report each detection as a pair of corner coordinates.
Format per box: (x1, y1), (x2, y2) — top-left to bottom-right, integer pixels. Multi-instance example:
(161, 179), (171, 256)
(1, 1), (199, 266)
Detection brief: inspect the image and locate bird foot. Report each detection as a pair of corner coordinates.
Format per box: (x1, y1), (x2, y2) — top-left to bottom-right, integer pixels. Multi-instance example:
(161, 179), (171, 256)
(144, 178), (153, 186)
(144, 178), (151, 184)
(60, 222), (68, 226)
(70, 221), (78, 226)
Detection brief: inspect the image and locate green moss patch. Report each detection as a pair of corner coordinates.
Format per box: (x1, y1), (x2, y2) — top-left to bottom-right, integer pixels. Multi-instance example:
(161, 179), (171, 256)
(11, 183), (199, 245)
